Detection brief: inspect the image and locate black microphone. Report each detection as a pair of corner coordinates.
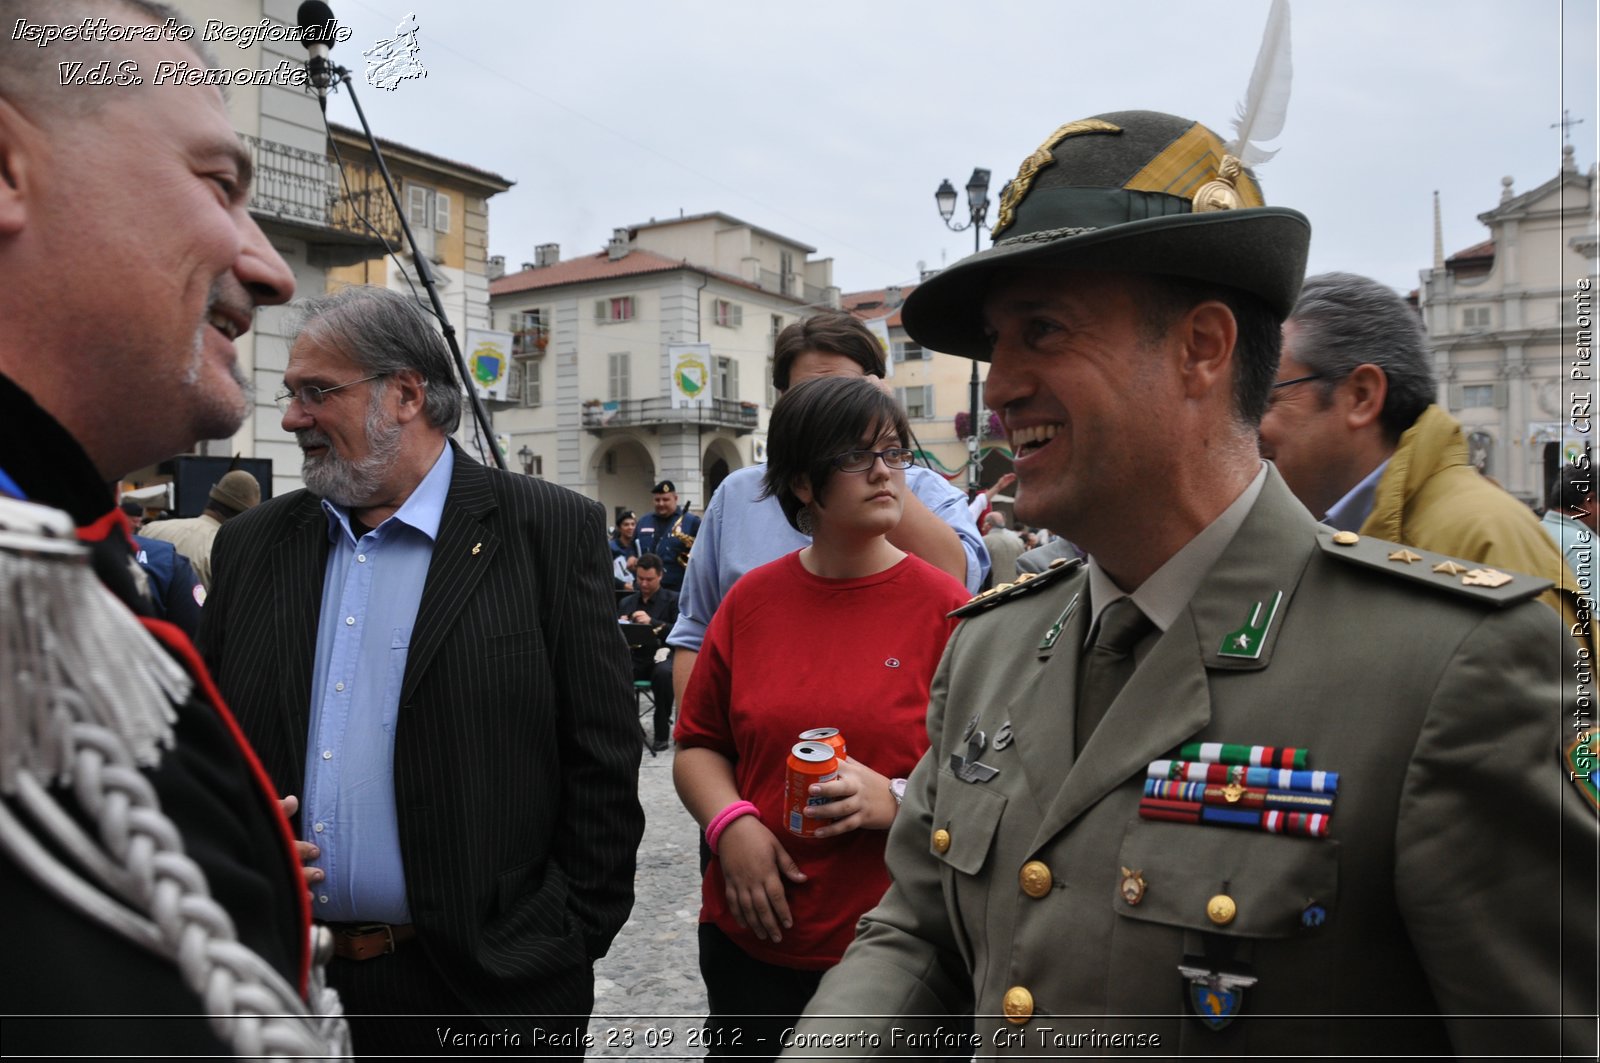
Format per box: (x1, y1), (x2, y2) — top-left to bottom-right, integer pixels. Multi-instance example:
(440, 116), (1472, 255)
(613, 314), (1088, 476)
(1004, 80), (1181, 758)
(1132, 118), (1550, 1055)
(297, 1), (338, 105)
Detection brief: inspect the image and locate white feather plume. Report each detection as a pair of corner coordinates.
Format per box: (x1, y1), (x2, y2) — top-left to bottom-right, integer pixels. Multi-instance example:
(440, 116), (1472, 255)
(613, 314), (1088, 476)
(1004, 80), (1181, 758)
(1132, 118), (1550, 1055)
(1227, 0), (1293, 167)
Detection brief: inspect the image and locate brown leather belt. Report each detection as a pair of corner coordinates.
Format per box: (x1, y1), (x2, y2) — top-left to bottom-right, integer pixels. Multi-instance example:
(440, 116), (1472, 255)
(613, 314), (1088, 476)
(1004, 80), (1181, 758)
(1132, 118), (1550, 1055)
(327, 922), (416, 961)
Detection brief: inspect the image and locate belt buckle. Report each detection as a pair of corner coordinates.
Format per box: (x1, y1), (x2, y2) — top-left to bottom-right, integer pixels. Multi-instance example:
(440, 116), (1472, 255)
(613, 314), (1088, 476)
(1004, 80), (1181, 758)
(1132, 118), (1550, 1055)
(348, 922), (396, 955)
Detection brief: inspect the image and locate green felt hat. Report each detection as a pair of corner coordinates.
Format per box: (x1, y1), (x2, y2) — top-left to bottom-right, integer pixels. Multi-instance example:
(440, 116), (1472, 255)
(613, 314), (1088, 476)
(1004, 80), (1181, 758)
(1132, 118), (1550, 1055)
(903, 110), (1310, 360)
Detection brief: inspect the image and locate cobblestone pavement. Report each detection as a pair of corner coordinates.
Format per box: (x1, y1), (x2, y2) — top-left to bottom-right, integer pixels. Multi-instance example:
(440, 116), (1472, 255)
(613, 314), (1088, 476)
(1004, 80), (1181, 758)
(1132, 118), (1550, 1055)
(585, 742), (710, 1059)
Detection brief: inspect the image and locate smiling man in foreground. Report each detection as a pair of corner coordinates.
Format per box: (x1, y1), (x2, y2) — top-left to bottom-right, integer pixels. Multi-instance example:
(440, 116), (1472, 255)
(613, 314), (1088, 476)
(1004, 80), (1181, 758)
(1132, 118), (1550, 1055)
(786, 110), (1596, 1057)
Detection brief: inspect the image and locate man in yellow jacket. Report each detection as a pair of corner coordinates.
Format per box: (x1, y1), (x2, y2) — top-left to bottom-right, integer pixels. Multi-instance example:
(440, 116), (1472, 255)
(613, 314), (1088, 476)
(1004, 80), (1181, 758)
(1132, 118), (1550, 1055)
(1259, 271), (1591, 652)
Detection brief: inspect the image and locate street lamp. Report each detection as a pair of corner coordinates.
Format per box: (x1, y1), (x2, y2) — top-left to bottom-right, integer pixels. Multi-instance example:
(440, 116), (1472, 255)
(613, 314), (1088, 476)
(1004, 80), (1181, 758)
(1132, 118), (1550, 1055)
(935, 167), (993, 493)
(517, 444), (534, 476)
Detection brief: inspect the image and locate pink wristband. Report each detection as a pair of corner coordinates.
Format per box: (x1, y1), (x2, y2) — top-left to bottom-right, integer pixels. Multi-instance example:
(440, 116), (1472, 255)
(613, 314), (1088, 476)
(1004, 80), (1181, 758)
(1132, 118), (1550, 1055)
(705, 800), (759, 855)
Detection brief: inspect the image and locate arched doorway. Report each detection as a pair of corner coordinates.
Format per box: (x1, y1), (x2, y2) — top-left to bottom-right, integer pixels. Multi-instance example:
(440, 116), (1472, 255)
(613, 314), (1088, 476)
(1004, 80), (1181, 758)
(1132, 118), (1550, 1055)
(702, 437), (743, 500)
(593, 436), (655, 525)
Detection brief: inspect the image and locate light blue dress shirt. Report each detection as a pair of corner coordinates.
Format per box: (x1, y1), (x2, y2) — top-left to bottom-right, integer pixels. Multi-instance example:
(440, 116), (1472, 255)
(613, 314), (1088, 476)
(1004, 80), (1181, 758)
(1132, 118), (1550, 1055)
(303, 443), (453, 923)
(1323, 458), (1389, 532)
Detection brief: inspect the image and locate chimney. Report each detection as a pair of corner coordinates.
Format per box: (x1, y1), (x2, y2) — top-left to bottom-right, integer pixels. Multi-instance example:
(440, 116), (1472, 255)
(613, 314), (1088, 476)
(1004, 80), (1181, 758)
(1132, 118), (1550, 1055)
(884, 285), (903, 309)
(487, 254), (505, 280)
(607, 227), (631, 262)
(521, 262), (536, 272)
(535, 243), (560, 268)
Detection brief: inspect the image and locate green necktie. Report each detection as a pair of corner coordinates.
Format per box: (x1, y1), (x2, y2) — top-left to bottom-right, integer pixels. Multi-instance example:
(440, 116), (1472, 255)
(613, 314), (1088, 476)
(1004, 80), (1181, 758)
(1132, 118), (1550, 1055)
(1075, 596), (1155, 754)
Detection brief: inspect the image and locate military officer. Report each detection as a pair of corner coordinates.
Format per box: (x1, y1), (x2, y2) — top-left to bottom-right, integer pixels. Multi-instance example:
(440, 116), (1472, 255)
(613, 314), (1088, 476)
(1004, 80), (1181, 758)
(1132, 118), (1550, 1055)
(786, 110), (1596, 1057)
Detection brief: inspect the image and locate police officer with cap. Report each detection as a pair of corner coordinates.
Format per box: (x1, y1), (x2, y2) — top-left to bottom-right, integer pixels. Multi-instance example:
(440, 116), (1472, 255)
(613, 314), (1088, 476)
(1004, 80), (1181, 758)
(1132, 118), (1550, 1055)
(786, 108), (1595, 1057)
(636, 478), (701, 592)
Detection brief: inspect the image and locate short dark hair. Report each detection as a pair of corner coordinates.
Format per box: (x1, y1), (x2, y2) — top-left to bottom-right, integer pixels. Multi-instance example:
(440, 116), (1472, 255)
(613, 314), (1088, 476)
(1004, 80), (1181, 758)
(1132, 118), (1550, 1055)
(1287, 272), (1436, 442)
(772, 311), (886, 391)
(1550, 461), (1595, 513)
(635, 553), (664, 574)
(761, 376), (910, 532)
(1137, 276), (1282, 427)
(293, 286), (463, 432)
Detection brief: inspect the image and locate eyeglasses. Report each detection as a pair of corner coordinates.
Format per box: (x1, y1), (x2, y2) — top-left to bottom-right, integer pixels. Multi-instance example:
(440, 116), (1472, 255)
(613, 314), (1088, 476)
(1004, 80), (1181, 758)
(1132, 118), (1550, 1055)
(830, 447), (916, 473)
(1271, 372), (1326, 391)
(273, 373), (386, 414)
(1265, 372), (1327, 407)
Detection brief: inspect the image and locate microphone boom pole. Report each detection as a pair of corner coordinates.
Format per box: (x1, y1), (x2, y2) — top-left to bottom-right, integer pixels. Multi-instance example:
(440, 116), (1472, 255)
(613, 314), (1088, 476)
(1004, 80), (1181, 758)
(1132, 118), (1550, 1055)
(295, 2), (504, 470)
(325, 66), (507, 470)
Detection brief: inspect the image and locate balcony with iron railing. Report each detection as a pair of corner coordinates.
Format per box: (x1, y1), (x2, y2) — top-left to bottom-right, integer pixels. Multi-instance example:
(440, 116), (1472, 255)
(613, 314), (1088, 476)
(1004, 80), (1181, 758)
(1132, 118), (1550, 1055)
(241, 133), (399, 249)
(512, 328), (550, 357)
(582, 396), (760, 434)
(754, 268), (831, 306)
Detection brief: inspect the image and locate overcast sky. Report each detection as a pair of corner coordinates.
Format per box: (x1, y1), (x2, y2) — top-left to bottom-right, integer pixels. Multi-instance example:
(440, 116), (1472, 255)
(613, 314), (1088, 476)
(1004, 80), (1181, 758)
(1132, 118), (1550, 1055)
(312, 0), (1596, 298)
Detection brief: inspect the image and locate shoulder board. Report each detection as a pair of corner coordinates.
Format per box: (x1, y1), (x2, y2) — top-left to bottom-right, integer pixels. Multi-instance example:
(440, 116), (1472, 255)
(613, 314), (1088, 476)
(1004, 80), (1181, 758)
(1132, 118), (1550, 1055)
(1316, 528), (1550, 608)
(949, 555), (1084, 619)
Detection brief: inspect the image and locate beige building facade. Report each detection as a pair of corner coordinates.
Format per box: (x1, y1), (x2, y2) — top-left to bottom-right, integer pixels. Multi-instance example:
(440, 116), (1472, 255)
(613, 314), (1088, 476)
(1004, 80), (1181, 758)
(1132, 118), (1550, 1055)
(488, 215), (837, 521)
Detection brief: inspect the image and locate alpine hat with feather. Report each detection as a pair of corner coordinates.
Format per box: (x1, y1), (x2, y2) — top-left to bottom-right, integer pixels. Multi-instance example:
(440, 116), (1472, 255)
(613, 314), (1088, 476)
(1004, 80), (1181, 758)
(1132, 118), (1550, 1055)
(902, 109), (1311, 360)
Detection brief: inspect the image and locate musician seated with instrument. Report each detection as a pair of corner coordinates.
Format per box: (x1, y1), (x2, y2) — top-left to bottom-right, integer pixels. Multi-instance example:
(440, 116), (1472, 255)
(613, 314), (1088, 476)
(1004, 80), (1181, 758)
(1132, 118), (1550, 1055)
(618, 553), (678, 752)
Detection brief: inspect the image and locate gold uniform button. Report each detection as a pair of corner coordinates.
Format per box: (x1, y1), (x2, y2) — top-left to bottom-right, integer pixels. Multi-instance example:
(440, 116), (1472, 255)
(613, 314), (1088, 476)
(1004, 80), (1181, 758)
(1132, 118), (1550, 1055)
(932, 828), (951, 854)
(1207, 893), (1238, 926)
(1019, 861), (1053, 898)
(1002, 985), (1034, 1023)
(1331, 531), (1360, 546)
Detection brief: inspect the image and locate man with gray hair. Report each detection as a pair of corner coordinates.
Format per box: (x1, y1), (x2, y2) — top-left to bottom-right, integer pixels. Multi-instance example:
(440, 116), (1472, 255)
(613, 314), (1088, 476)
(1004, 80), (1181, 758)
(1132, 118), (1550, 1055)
(201, 284), (644, 1054)
(1259, 271), (1587, 648)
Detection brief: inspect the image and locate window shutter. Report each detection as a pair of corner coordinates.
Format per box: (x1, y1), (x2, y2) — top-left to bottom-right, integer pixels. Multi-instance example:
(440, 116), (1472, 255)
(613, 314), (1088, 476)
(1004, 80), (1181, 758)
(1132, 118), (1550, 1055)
(1448, 382), (1463, 408)
(408, 185), (429, 228)
(595, 300), (608, 323)
(1493, 381), (1508, 409)
(434, 191), (452, 234)
(731, 304), (743, 327)
(730, 359), (740, 400)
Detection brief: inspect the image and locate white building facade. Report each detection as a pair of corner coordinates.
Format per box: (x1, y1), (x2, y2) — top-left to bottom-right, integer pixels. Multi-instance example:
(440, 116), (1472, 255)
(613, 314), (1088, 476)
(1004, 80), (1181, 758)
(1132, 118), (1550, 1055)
(1420, 145), (1599, 506)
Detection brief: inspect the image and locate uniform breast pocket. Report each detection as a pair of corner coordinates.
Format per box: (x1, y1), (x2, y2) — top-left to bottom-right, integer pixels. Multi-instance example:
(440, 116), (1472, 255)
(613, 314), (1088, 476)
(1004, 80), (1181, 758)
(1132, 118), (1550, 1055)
(1113, 817), (1340, 939)
(929, 768), (1008, 875)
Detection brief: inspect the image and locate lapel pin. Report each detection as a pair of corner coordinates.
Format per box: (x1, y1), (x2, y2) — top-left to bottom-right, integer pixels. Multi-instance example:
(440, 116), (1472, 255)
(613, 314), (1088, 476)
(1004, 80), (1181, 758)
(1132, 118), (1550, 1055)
(1217, 590), (1283, 660)
(950, 726), (999, 783)
(1119, 867), (1147, 906)
(993, 721), (1014, 751)
(471, 542), (482, 556)
(1038, 592), (1080, 654)
(1178, 963), (1258, 1031)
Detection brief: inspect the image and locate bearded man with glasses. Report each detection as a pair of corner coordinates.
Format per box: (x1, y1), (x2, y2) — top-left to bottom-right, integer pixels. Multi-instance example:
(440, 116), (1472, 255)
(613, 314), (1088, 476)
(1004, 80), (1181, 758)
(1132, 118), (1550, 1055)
(200, 284), (644, 1056)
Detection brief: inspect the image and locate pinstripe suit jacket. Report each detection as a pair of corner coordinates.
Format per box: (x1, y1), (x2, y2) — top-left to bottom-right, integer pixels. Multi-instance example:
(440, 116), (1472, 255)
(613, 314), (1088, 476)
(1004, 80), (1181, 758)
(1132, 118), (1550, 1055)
(200, 444), (644, 1021)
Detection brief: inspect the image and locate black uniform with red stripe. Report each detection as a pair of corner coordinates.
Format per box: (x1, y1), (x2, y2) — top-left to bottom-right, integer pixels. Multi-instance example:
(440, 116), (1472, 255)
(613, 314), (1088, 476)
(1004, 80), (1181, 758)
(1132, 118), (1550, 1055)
(0, 372), (309, 1056)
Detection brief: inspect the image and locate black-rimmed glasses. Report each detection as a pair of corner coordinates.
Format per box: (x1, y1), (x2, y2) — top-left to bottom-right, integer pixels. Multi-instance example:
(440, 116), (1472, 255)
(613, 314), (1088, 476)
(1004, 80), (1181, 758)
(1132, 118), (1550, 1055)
(273, 373), (386, 414)
(830, 447), (916, 473)
(1271, 373), (1326, 391)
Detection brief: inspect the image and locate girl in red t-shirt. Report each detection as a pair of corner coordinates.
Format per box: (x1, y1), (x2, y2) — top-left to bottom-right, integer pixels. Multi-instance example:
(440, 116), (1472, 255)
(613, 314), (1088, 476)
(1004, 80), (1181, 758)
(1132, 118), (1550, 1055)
(674, 375), (969, 1058)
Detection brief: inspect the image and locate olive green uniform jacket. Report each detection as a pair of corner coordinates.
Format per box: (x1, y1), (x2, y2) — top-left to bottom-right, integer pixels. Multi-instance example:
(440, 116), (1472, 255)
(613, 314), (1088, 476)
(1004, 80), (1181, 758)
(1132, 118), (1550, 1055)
(790, 470), (1596, 1058)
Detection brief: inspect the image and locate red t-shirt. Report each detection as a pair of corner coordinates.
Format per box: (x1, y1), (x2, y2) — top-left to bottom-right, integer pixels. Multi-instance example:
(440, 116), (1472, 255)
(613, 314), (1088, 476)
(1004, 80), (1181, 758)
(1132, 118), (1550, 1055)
(676, 550), (969, 969)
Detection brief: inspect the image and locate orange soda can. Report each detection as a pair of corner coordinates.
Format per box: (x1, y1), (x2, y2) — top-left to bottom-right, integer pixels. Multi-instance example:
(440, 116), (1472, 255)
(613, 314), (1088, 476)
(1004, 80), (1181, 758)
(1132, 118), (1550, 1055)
(798, 727), (847, 761)
(786, 742), (839, 836)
